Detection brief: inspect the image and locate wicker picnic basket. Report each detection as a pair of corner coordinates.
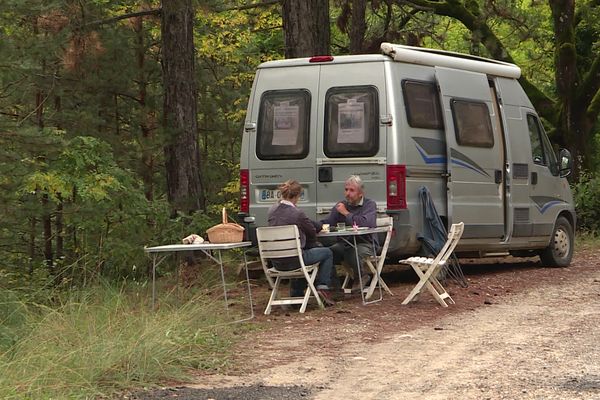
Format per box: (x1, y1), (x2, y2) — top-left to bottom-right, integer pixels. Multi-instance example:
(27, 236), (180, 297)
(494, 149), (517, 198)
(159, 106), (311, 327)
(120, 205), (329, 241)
(206, 208), (245, 243)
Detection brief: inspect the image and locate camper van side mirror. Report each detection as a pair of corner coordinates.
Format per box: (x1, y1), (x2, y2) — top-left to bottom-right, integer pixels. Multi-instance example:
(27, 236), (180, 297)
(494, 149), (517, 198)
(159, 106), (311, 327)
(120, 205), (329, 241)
(558, 148), (573, 178)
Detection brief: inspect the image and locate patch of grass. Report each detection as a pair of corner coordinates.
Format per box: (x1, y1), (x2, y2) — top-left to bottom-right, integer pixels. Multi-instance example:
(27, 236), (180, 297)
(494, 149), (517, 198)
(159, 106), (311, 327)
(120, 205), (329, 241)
(0, 280), (252, 399)
(575, 231), (600, 252)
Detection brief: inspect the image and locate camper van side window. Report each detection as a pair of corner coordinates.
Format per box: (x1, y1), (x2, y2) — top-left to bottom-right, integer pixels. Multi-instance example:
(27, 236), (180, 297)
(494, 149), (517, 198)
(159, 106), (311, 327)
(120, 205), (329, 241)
(256, 89), (311, 160)
(402, 80), (443, 129)
(528, 114), (559, 175)
(324, 86), (379, 157)
(527, 114), (546, 165)
(451, 100), (494, 148)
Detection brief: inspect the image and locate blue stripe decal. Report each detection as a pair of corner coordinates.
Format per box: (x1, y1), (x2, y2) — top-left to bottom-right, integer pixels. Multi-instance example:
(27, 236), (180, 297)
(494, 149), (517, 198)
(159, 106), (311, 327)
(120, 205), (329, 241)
(536, 200), (563, 214)
(451, 159), (488, 176)
(413, 137), (489, 177)
(531, 196), (568, 214)
(416, 146), (446, 165)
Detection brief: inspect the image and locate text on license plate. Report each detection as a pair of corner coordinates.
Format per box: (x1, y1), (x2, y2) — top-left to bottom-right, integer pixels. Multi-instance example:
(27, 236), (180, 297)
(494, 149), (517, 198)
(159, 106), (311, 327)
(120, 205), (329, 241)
(259, 189), (306, 202)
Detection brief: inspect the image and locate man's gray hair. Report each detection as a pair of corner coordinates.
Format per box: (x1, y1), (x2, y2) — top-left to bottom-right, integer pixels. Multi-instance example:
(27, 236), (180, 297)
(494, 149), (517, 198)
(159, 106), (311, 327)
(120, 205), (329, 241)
(345, 175), (364, 191)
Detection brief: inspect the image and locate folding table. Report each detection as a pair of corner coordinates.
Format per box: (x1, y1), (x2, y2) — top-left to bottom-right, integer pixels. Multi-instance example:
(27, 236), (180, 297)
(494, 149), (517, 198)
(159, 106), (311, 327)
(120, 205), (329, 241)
(318, 226), (389, 305)
(144, 241), (254, 322)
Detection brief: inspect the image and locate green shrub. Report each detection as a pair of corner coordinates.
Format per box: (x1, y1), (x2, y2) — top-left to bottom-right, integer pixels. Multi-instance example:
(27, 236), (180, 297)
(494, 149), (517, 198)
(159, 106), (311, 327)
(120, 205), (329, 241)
(572, 171), (600, 234)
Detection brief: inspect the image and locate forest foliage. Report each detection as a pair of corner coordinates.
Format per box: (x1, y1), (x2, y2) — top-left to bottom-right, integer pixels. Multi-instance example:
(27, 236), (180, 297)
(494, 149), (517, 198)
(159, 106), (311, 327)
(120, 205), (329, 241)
(0, 0), (599, 288)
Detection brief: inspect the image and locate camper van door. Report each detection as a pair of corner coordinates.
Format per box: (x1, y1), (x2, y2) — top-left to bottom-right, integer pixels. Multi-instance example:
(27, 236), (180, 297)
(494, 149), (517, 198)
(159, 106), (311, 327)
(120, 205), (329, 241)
(435, 67), (505, 239)
(314, 62), (388, 219)
(247, 65), (321, 225)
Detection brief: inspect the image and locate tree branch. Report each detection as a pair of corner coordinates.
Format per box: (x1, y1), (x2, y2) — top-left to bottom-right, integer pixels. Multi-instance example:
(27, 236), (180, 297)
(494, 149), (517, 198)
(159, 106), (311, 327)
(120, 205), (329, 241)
(219, 0), (281, 12)
(84, 9), (162, 28)
(587, 88), (600, 122)
(399, 0), (557, 122)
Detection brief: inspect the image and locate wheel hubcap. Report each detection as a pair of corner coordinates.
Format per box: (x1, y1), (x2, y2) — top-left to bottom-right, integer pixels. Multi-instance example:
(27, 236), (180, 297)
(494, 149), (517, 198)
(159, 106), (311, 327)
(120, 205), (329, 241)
(553, 228), (570, 259)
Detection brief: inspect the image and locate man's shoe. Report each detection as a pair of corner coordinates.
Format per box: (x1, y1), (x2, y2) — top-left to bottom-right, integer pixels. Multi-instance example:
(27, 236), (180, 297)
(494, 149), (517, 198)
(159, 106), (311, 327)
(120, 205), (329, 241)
(317, 289), (336, 307)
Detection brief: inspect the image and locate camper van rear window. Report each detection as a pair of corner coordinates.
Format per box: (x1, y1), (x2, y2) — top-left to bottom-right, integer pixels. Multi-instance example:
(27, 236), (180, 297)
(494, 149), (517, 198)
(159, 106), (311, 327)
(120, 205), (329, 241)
(324, 86), (379, 157)
(451, 100), (494, 148)
(256, 89), (311, 160)
(402, 80), (443, 130)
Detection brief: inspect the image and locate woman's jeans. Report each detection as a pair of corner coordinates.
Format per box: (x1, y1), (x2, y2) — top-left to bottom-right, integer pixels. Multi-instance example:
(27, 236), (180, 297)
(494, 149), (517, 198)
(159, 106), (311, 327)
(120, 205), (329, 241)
(290, 246), (334, 296)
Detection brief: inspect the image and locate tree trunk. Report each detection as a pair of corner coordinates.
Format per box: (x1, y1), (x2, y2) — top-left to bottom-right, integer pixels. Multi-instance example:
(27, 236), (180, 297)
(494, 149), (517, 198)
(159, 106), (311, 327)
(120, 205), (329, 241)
(549, 0), (587, 176)
(134, 15), (155, 203)
(282, 0), (330, 58)
(161, 0), (204, 215)
(349, 0), (367, 54)
(56, 193), (63, 264)
(28, 216), (36, 275)
(42, 193), (53, 274)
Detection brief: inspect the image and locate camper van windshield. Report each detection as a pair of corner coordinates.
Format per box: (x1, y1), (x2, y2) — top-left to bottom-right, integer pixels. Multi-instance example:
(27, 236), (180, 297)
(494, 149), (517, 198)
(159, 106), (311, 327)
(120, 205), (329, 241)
(256, 89), (311, 160)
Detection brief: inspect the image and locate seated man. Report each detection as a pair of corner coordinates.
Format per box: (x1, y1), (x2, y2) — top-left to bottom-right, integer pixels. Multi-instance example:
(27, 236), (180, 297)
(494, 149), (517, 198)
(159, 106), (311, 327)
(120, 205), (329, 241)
(321, 175), (377, 287)
(268, 179), (336, 306)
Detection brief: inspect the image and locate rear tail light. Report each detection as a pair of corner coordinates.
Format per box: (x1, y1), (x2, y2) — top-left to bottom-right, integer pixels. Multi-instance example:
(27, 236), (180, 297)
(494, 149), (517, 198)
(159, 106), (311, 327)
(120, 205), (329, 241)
(240, 169), (249, 213)
(387, 164), (406, 210)
(309, 55), (334, 63)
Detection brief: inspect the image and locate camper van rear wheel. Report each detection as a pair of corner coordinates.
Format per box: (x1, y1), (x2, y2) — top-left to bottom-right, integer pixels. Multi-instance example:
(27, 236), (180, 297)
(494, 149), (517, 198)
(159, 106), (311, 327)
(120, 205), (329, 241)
(539, 216), (573, 267)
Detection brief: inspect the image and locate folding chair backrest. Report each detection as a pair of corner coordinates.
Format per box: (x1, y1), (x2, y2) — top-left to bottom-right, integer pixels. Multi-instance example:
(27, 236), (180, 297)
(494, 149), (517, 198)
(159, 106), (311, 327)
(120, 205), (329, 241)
(256, 225), (324, 313)
(431, 222), (464, 266)
(376, 216), (393, 256)
(256, 225), (303, 263)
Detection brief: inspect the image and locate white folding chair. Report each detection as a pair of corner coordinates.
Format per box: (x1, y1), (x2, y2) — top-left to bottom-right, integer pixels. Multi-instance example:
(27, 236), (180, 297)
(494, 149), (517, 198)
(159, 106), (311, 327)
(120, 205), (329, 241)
(364, 216), (394, 300)
(399, 222), (464, 307)
(256, 225), (324, 314)
(339, 217), (394, 300)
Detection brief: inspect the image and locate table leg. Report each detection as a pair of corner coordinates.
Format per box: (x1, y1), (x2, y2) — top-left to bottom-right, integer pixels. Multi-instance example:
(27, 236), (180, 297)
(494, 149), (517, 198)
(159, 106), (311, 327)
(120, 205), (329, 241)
(352, 236), (366, 304)
(152, 253), (156, 309)
(366, 239), (384, 302)
(151, 253), (170, 309)
(354, 236), (383, 305)
(216, 250), (230, 316)
(243, 250), (255, 320)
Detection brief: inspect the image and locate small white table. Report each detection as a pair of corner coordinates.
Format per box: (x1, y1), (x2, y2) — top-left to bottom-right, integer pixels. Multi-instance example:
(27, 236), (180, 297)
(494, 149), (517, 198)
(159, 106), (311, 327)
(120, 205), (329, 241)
(318, 227), (389, 305)
(144, 242), (254, 323)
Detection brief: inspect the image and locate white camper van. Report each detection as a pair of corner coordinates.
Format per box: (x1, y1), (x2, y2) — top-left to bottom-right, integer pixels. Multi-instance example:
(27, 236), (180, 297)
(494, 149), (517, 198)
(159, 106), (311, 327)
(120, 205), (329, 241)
(238, 43), (575, 266)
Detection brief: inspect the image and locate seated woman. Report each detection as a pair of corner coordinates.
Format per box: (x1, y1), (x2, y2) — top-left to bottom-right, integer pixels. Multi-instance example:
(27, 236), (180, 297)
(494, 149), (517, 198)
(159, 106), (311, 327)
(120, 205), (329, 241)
(267, 179), (335, 306)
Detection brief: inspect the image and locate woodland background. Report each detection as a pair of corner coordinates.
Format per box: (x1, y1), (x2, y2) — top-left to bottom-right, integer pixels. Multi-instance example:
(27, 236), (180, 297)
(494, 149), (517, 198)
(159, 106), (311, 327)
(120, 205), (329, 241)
(0, 1), (599, 397)
(1, 0), (599, 291)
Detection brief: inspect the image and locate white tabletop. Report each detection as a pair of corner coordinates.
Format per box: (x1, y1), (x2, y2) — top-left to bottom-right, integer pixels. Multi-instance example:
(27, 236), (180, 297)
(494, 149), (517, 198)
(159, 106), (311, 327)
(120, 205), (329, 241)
(317, 226), (388, 238)
(144, 241), (252, 253)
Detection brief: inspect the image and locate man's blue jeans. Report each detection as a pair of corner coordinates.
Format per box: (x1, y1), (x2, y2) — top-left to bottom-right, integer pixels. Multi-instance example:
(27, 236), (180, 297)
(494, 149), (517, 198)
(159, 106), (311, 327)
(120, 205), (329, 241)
(290, 246), (334, 296)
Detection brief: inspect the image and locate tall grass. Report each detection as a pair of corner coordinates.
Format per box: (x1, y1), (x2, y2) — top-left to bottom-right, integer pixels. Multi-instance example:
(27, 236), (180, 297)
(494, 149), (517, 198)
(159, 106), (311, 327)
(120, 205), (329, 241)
(575, 230), (600, 251)
(0, 280), (248, 399)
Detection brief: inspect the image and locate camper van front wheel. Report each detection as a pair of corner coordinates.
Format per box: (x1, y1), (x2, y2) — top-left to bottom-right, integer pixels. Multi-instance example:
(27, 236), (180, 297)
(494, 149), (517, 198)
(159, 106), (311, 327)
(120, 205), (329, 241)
(539, 216), (573, 267)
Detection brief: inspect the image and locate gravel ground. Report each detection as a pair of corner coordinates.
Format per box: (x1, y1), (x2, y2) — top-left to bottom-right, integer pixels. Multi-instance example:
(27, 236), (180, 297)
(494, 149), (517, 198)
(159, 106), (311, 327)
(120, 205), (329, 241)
(127, 248), (600, 400)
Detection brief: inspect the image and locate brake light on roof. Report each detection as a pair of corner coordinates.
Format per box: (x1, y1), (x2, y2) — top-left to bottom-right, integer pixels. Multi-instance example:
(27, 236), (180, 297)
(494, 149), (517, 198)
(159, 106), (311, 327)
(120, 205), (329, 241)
(240, 169), (249, 213)
(387, 164), (407, 209)
(309, 55), (334, 63)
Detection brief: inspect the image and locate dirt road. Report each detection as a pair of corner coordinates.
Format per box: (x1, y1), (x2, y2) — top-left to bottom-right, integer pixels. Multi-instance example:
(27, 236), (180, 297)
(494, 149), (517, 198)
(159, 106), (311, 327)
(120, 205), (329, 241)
(132, 251), (600, 399)
(314, 272), (600, 399)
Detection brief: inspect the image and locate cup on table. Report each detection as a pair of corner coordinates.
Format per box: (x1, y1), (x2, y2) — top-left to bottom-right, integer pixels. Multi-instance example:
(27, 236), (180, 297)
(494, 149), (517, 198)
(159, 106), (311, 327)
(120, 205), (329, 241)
(322, 223), (330, 233)
(337, 222), (346, 231)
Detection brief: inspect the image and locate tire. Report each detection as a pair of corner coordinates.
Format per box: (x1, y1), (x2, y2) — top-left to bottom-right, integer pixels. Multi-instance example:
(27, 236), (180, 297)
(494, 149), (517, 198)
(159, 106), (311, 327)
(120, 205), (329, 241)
(539, 216), (574, 267)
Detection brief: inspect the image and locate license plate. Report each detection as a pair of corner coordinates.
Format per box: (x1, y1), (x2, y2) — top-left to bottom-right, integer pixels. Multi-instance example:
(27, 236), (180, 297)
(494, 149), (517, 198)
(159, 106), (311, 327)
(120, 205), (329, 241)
(260, 189), (282, 201)
(259, 189), (306, 202)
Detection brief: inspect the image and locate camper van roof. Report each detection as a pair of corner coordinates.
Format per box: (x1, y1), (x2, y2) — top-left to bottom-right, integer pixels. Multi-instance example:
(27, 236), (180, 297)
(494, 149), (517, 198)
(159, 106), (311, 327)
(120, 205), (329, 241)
(257, 54), (388, 69)
(380, 43), (521, 79)
(258, 45), (521, 79)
